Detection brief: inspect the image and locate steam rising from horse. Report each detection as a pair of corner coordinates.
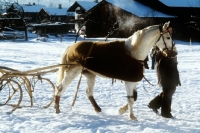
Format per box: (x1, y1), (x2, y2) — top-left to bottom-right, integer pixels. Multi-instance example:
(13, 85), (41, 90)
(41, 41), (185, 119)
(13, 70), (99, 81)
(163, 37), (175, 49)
(54, 21), (176, 120)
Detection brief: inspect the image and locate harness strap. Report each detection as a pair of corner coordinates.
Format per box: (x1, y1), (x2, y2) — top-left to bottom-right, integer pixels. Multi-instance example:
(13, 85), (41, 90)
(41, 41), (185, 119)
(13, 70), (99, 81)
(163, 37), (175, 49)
(71, 42), (95, 108)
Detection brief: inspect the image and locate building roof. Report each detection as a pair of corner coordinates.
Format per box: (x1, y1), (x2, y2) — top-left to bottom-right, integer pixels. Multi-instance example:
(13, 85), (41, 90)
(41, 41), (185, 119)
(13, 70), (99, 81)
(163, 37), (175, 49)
(104, 0), (174, 18)
(159, 0), (198, 7)
(42, 7), (68, 15)
(68, 1), (99, 12)
(21, 4), (46, 12)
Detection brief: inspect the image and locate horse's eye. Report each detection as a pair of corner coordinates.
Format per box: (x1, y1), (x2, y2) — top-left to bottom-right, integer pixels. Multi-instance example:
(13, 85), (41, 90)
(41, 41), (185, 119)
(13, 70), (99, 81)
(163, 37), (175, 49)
(167, 37), (170, 39)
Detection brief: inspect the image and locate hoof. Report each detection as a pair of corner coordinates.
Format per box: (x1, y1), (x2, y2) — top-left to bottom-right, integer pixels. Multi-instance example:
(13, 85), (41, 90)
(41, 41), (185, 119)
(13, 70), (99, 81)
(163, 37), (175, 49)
(129, 114), (138, 121)
(95, 107), (102, 113)
(55, 109), (60, 114)
(55, 110), (60, 114)
(119, 104), (128, 115)
(119, 107), (126, 115)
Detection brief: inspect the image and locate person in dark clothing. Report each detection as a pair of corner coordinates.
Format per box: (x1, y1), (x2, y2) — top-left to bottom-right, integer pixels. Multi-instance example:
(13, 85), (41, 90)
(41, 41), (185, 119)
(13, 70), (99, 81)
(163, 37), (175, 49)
(144, 56), (149, 69)
(148, 51), (181, 118)
(148, 26), (181, 118)
(150, 46), (159, 69)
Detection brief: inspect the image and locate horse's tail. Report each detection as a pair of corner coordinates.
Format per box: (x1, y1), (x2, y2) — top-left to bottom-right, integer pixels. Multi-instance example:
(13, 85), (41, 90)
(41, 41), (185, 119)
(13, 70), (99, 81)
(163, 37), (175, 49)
(57, 47), (69, 86)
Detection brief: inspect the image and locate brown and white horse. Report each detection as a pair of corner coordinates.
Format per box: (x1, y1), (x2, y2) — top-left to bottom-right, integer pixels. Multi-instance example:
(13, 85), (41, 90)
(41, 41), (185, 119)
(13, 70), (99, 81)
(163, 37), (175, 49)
(54, 21), (176, 120)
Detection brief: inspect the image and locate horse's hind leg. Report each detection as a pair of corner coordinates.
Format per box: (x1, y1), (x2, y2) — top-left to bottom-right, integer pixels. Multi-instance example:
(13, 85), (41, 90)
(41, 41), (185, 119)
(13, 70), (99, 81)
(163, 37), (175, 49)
(119, 82), (137, 120)
(54, 65), (82, 113)
(83, 70), (101, 112)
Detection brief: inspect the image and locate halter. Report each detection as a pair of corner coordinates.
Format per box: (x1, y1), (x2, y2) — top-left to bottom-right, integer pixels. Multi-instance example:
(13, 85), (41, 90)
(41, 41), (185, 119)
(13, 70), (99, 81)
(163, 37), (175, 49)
(155, 25), (176, 58)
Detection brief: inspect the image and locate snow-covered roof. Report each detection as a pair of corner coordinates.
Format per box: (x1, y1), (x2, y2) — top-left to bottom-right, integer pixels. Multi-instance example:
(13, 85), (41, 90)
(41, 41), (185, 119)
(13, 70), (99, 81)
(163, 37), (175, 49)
(159, 0), (198, 7)
(43, 7), (68, 15)
(68, 1), (99, 12)
(106, 0), (174, 18)
(21, 4), (46, 12)
(76, 1), (99, 11)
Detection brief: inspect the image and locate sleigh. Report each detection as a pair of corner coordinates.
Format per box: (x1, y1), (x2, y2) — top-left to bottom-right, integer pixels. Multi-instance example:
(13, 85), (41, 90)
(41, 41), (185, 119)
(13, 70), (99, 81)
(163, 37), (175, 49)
(0, 63), (76, 113)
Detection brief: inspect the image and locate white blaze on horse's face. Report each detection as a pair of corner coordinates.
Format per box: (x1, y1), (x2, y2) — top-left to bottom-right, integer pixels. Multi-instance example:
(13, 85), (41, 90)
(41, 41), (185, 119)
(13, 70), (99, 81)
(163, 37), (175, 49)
(156, 21), (174, 52)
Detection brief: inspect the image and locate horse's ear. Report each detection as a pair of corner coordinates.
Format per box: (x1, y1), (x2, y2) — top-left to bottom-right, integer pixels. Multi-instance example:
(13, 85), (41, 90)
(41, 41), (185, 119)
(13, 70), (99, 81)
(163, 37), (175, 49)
(163, 21), (170, 30)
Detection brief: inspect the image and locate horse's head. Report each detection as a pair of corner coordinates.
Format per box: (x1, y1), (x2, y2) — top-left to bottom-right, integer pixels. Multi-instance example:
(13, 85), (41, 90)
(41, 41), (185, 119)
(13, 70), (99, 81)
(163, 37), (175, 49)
(155, 21), (177, 58)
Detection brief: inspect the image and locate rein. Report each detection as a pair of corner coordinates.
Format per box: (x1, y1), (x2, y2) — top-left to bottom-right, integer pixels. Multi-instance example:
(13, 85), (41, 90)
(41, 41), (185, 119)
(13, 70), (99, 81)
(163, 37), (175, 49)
(142, 74), (158, 93)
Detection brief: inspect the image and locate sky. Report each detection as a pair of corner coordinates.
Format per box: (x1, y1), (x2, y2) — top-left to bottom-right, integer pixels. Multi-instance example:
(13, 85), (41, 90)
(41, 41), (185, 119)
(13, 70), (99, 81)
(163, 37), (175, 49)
(1, 0), (96, 7)
(0, 31), (200, 132)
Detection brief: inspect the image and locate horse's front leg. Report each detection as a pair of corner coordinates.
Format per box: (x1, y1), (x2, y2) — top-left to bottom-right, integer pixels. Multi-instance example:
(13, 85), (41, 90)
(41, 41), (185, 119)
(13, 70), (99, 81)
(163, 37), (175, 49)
(119, 82), (137, 120)
(83, 71), (101, 112)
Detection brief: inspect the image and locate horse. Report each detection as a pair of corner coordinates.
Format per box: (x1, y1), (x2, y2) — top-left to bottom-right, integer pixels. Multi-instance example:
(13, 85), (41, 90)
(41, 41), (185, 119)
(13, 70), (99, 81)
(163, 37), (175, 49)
(54, 21), (177, 120)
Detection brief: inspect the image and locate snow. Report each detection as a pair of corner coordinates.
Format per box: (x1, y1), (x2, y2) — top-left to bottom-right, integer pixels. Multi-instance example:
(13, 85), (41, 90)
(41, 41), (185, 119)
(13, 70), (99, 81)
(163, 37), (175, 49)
(42, 7), (69, 16)
(159, 0), (198, 7)
(21, 4), (47, 13)
(0, 34), (200, 133)
(76, 1), (99, 11)
(107, 0), (174, 18)
(21, 4), (71, 15)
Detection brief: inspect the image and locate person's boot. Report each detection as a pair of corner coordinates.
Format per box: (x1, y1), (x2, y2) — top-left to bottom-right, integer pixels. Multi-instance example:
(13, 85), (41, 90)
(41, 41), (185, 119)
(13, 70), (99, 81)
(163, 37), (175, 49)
(148, 93), (163, 114)
(161, 92), (173, 118)
(161, 111), (173, 118)
(161, 103), (173, 118)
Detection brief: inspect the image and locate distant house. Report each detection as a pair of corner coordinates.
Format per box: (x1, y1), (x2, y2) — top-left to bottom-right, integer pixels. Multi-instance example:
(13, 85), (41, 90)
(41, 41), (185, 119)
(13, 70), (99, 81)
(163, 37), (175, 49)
(37, 4), (74, 23)
(21, 3), (47, 23)
(67, 1), (99, 36)
(68, 0), (174, 38)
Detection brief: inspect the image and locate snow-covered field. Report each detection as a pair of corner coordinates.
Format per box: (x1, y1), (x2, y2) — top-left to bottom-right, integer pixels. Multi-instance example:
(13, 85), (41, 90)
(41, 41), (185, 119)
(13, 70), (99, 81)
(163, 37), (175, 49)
(0, 35), (200, 133)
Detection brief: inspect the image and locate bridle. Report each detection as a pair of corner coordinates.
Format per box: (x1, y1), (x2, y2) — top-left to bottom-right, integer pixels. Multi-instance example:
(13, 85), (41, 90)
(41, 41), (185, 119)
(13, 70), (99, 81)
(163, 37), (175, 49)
(155, 25), (176, 58)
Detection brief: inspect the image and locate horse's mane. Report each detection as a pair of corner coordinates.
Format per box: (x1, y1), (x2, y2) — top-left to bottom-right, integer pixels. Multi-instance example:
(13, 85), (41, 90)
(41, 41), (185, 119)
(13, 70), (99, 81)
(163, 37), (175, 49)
(133, 25), (159, 38)
(125, 25), (160, 56)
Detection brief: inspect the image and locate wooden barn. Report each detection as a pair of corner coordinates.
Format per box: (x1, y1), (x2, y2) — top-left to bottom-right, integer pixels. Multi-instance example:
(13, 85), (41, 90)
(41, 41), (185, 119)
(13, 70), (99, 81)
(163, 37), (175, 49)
(137, 0), (200, 41)
(21, 3), (47, 23)
(68, 0), (175, 38)
(37, 4), (74, 23)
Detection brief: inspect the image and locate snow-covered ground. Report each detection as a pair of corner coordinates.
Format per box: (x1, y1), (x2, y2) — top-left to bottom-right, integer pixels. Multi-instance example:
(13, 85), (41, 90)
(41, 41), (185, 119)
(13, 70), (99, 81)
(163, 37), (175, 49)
(0, 35), (200, 133)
